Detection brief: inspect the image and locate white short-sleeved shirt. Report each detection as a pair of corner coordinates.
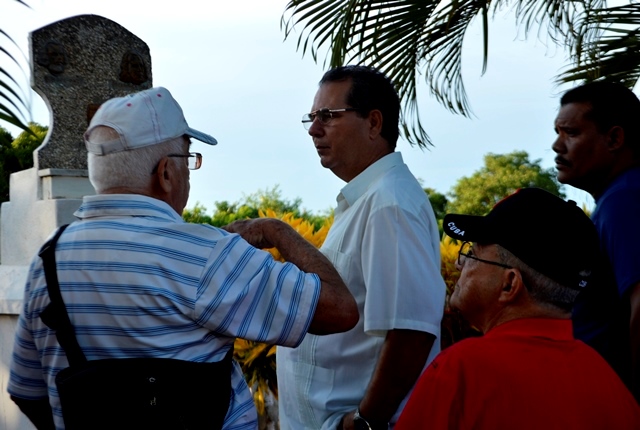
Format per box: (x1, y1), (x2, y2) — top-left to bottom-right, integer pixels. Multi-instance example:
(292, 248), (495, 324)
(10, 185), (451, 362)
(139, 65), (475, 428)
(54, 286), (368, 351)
(277, 152), (446, 430)
(8, 194), (320, 430)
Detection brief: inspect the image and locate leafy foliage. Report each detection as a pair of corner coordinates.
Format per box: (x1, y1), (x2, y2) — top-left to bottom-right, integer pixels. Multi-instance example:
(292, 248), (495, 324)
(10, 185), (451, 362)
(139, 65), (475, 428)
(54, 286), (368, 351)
(558, 3), (640, 87)
(1, 0), (34, 139)
(446, 151), (564, 216)
(439, 235), (480, 348)
(233, 339), (277, 416)
(0, 122), (46, 201)
(282, 0), (640, 148)
(183, 185), (330, 230)
(424, 187), (447, 236)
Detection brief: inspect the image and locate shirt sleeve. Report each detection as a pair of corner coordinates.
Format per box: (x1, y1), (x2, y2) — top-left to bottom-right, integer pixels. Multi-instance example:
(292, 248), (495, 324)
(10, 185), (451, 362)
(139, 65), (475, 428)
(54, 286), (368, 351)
(194, 233), (321, 347)
(7, 261), (49, 400)
(594, 189), (640, 295)
(361, 204), (445, 336)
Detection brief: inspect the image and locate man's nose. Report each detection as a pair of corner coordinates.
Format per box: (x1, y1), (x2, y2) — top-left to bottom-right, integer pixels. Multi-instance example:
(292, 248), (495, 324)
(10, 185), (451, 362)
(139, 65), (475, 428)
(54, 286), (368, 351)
(551, 135), (564, 154)
(308, 118), (324, 136)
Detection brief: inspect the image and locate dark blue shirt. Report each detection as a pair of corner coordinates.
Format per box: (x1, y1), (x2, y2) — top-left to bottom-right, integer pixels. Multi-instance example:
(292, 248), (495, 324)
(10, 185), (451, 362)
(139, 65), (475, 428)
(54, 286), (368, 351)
(573, 167), (640, 388)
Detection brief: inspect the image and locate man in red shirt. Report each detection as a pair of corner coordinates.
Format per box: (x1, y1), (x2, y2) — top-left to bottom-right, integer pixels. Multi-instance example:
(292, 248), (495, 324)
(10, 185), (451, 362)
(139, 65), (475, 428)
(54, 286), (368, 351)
(396, 188), (640, 430)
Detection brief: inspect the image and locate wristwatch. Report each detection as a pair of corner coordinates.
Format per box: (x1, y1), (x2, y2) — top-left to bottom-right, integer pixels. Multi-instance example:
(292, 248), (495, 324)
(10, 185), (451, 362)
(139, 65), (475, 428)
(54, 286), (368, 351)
(353, 409), (373, 430)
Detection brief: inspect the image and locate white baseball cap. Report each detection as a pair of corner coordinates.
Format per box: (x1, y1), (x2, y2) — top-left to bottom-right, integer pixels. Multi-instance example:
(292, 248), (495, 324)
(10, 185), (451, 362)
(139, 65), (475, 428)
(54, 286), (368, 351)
(84, 87), (217, 155)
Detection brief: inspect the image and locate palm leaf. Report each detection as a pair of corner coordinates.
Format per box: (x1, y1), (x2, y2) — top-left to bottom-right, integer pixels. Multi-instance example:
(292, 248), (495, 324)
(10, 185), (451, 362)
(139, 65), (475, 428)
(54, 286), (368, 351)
(282, 0), (598, 148)
(1, 1), (33, 137)
(558, 3), (640, 87)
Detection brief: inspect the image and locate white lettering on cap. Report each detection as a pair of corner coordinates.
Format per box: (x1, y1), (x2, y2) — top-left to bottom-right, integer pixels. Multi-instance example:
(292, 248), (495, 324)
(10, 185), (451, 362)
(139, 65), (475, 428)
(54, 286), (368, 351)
(447, 222), (465, 236)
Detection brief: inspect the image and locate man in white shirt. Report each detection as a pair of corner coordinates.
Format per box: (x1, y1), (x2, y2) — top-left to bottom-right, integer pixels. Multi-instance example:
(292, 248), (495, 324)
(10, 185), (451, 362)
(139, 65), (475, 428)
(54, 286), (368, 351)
(277, 66), (446, 430)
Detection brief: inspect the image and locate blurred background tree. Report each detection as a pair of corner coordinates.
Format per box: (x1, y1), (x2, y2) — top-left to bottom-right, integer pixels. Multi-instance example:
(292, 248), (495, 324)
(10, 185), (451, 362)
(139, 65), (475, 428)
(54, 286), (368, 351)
(0, 122), (46, 201)
(183, 185), (331, 230)
(446, 151), (564, 216)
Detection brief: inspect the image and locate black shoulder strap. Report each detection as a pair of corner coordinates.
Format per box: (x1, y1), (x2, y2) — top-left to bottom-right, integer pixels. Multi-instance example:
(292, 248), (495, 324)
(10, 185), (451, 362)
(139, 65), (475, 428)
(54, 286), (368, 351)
(39, 224), (87, 366)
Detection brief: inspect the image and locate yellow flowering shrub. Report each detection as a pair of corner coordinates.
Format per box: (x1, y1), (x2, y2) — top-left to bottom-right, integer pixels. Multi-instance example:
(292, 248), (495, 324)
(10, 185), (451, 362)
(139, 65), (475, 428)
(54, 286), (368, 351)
(257, 209), (332, 261)
(440, 235), (461, 298)
(439, 236), (481, 348)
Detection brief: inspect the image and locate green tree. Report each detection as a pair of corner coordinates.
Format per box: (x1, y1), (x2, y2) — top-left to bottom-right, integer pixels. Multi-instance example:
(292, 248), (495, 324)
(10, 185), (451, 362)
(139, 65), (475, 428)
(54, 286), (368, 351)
(0, 122), (46, 201)
(446, 151), (564, 216)
(1, 1), (33, 141)
(424, 188), (448, 222)
(425, 187), (448, 236)
(282, 0), (640, 147)
(183, 185), (330, 230)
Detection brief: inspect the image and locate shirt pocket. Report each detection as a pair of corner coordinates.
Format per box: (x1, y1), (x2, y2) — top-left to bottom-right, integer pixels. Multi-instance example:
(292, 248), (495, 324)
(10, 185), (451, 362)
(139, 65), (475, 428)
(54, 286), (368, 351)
(280, 358), (335, 428)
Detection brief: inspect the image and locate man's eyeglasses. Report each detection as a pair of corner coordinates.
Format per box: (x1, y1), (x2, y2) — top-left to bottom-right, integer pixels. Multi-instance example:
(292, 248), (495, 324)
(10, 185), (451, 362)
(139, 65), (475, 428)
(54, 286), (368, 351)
(167, 152), (202, 170)
(301, 108), (359, 130)
(151, 152), (202, 174)
(457, 241), (512, 269)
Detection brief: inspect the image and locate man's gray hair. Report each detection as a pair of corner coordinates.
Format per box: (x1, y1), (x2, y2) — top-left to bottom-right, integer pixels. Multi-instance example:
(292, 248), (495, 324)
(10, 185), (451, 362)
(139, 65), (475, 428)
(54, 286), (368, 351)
(496, 245), (579, 312)
(87, 126), (185, 193)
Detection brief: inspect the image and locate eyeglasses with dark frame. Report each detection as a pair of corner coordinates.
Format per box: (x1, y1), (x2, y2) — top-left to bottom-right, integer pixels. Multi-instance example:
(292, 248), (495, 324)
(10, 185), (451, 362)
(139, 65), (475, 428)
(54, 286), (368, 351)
(151, 152), (202, 174)
(301, 108), (359, 130)
(168, 152), (202, 170)
(457, 241), (512, 269)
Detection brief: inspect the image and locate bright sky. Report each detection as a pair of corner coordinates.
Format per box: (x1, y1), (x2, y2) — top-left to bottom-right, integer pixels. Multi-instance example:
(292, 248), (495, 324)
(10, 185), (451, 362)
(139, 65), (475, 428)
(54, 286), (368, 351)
(2, 0), (601, 214)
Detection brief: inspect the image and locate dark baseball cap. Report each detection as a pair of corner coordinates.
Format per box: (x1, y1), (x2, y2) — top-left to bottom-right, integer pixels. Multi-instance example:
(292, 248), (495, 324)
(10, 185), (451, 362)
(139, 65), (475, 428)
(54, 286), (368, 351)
(443, 188), (600, 290)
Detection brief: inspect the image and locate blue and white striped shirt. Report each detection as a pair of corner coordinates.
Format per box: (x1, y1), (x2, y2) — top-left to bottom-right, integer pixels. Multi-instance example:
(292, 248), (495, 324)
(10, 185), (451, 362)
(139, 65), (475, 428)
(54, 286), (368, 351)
(8, 194), (320, 429)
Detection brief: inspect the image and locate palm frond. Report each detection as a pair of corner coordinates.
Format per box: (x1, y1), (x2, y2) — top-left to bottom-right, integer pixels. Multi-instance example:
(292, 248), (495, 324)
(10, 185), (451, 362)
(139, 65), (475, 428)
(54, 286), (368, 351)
(558, 3), (640, 87)
(1, 1), (33, 136)
(282, 0), (599, 148)
(283, 0), (441, 147)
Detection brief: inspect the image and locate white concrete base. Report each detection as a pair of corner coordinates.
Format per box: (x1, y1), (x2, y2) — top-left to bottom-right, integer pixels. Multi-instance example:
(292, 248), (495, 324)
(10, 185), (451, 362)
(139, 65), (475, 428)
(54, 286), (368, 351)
(0, 167), (94, 429)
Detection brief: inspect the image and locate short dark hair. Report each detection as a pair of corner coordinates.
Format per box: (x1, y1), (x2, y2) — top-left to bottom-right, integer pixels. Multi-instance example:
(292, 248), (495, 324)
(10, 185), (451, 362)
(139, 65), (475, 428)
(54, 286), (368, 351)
(496, 245), (579, 313)
(320, 65), (400, 149)
(560, 82), (640, 158)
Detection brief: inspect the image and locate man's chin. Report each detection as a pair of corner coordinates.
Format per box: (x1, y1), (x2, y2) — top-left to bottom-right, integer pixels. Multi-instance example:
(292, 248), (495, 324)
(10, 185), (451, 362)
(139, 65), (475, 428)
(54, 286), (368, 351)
(555, 168), (574, 185)
(318, 157), (333, 169)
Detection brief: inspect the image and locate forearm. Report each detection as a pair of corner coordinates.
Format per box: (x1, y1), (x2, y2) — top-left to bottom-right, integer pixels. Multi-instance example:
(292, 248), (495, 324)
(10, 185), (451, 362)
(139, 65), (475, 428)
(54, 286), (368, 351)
(359, 330), (435, 425)
(266, 220), (342, 287)
(224, 218), (358, 334)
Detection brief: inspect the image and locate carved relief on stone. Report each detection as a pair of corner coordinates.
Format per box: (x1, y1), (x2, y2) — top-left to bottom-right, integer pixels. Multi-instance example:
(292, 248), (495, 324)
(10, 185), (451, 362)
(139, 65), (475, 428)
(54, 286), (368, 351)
(36, 40), (67, 75)
(119, 51), (148, 85)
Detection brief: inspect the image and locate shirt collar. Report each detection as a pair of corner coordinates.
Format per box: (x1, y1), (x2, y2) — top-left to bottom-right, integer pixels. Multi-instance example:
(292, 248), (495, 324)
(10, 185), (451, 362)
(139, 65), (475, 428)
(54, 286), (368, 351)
(338, 152), (404, 208)
(595, 166), (640, 204)
(485, 318), (574, 341)
(74, 194), (184, 222)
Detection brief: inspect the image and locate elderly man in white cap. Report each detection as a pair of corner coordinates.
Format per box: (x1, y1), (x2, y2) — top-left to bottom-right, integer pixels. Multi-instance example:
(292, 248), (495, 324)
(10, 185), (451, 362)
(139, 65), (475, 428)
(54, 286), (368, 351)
(8, 87), (357, 430)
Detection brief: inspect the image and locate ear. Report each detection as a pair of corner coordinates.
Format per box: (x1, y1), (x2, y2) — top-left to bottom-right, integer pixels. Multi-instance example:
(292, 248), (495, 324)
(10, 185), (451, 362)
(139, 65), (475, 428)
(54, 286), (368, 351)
(607, 126), (625, 151)
(368, 109), (383, 140)
(153, 157), (173, 194)
(498, 268), (526, 304)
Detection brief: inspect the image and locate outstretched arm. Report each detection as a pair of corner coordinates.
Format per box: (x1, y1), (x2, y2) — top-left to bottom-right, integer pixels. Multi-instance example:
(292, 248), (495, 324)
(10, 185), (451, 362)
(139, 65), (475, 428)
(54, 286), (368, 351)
(224, 218), (358, 334)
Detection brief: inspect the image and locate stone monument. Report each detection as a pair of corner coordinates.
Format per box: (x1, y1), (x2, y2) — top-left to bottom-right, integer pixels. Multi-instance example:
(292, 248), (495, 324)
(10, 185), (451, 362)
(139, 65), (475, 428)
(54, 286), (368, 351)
(0, 15), (152, 429)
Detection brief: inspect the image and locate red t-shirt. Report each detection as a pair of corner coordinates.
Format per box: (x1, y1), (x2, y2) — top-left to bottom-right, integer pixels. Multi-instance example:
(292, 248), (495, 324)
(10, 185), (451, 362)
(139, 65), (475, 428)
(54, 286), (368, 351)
(395, 318), (640, 430)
